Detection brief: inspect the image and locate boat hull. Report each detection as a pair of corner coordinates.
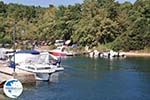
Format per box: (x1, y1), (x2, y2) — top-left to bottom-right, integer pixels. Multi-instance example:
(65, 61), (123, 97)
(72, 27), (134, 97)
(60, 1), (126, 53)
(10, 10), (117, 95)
(53, 67), (64, 72)
(16, 64), (56, 81)
(35, 73), (50, 81)
(49, 51), (67, 56)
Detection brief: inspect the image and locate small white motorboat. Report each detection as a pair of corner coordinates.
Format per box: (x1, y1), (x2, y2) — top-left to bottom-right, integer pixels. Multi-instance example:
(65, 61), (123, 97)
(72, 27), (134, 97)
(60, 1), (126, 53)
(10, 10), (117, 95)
(10, 50), (64, 81)
(16, 62), (56, 81)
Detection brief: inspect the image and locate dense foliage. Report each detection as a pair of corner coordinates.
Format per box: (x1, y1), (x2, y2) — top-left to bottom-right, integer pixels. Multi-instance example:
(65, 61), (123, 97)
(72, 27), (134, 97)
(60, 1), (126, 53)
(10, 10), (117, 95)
(0, 0), (149, 51)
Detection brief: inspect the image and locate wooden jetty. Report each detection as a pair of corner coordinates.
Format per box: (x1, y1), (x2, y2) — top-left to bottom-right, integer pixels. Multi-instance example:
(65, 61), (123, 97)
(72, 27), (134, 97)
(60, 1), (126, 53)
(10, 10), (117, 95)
(0, 66), (36, 83)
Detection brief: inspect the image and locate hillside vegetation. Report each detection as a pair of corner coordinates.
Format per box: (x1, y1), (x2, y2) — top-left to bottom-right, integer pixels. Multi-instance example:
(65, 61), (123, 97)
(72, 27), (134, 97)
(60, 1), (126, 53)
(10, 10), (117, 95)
(0, 0), (149, 51)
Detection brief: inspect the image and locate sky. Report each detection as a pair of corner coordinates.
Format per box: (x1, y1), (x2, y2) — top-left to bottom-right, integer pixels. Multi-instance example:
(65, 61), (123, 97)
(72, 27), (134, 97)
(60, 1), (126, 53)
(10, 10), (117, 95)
(0, 0), (136, 7)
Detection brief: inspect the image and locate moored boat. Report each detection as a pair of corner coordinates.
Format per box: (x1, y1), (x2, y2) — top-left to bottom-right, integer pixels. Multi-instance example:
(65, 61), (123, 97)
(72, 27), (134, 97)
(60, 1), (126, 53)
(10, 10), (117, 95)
(16, 62), (56, 81)
(49, 46), (74, 56)
(9, 50), (64, 81)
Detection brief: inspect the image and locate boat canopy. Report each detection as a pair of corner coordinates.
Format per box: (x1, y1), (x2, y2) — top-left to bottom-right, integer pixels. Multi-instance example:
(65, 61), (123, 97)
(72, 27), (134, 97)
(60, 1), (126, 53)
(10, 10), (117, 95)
(16, 50), (40, 55)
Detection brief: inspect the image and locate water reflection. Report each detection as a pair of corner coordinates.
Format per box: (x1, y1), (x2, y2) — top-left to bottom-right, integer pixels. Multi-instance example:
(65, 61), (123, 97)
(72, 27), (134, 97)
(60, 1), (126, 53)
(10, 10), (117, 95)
(50, 72), (63, 83)
(62, 56), (124, 72)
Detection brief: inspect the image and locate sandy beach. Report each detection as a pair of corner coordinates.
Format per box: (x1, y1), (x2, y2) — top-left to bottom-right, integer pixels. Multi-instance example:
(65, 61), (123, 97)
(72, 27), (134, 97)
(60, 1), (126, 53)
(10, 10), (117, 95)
(123, 52), (150, 57)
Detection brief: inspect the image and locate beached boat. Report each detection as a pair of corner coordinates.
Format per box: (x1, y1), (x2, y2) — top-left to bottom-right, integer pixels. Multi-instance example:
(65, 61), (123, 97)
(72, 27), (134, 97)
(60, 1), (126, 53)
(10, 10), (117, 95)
(101, 50), (126, 58)
(49, 46), (74, 56)
(89, 50), (100, 58)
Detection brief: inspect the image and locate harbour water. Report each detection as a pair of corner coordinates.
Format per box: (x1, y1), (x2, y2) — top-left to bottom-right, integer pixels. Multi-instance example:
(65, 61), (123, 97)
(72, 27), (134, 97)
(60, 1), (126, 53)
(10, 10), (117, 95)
(1, 56), (150, 100)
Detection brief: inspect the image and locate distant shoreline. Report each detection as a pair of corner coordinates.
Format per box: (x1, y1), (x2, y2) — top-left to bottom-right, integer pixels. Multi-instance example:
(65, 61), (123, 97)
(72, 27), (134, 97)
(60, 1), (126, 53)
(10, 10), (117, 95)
(32, 45), (150, 57)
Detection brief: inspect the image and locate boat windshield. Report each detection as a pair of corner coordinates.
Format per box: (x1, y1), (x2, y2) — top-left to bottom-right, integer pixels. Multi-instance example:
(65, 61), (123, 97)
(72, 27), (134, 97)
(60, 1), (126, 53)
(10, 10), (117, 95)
(25, 53), (55, 64)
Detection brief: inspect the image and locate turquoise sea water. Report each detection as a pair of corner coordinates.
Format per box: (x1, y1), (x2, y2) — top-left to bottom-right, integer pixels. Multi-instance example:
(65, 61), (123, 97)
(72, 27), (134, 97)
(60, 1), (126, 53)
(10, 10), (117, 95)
(2, 56), (150, 100)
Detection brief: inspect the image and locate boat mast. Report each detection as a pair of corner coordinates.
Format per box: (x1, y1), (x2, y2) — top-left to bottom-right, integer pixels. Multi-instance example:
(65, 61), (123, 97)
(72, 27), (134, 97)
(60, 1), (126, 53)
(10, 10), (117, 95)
(13, 21), (16, 78)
